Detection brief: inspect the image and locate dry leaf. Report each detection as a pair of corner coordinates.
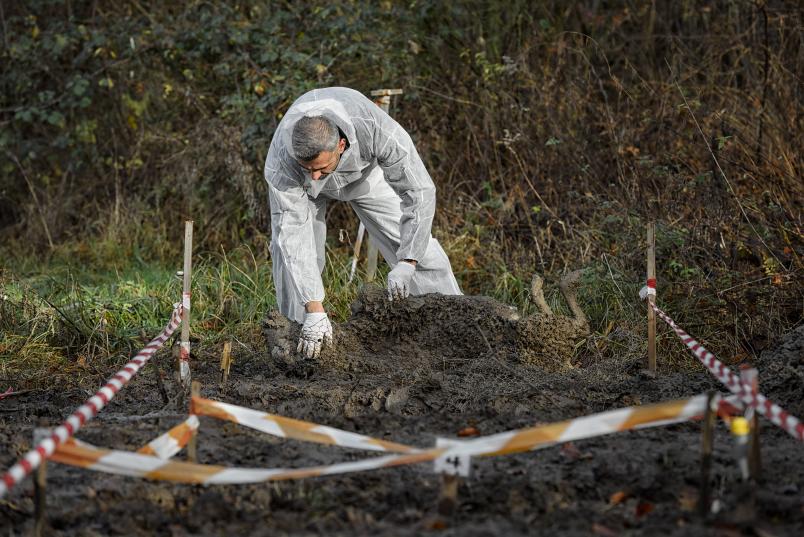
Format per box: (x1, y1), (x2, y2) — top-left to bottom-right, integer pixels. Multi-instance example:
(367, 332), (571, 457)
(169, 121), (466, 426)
(635, 501), (654, 517)
(609, 490), (628, 505)
(677, 487), (698, 512)
(560, 442), (582, 460)
(457, 426), (480, 437)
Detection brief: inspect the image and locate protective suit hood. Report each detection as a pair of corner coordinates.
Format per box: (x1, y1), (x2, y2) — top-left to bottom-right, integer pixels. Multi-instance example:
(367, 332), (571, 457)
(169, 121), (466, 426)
(278, 98), (356, 162)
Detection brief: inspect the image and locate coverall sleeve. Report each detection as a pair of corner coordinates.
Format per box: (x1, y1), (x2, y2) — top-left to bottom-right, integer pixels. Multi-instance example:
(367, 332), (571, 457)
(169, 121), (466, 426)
(266, 164), (325, 310)
(371, 108), (436, 263)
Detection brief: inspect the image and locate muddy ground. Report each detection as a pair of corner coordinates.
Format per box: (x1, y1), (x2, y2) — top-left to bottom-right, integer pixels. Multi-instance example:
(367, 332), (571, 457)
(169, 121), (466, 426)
(1, 288), (803, 536)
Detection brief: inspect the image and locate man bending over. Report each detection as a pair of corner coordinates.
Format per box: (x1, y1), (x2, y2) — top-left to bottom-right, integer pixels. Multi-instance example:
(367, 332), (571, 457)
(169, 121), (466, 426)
(264, 87), (461, 358)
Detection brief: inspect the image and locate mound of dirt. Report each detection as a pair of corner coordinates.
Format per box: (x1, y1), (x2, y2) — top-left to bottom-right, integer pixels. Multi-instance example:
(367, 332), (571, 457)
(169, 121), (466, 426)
(755, 323), (804, 417)
(1, 291), (802, 536)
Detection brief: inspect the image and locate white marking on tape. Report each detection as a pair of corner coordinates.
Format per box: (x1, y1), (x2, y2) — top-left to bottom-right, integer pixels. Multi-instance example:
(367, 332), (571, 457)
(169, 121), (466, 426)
(434, 438), (471, 477)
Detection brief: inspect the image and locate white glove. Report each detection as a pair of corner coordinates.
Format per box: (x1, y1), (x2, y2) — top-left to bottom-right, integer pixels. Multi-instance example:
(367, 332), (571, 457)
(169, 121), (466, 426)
(297, 312), (333, 359)
(387, 261), (416, 301)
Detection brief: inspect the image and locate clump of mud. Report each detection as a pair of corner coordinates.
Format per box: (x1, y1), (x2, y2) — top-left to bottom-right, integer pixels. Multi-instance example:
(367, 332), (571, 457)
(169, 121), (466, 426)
(264, 285), (590, 376)
(755, 323), (804, 417)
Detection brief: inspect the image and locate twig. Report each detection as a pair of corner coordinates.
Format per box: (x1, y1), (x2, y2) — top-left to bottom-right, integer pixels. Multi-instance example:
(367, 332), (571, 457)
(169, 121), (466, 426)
(0, 0), (9, 49)
(0, 389), (37, 400)
(94, 411), (186, 423)
(667, 62), (783, 267)
(602, 253), (625, 298)
(6, 151), (54, 250)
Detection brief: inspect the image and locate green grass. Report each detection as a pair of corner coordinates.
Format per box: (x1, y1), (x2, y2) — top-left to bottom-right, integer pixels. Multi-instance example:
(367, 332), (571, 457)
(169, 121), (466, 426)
(2, 222), (799, 390)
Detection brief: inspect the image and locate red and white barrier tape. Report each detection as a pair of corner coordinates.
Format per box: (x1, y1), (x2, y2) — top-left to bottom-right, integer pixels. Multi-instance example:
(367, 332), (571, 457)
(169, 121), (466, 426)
(179, 292), (191, 382)
(644, 294), (803, 442)
(0, 305), (183, 498)
(639, 278), (657, 299)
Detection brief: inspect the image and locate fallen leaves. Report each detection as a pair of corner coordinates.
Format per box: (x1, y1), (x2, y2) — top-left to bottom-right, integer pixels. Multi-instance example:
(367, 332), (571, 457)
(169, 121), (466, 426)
(457, 426), (480, 437)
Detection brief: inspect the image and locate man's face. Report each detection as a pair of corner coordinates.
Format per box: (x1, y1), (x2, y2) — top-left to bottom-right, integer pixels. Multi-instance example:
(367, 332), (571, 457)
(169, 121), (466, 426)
(299, 138), (346, 180)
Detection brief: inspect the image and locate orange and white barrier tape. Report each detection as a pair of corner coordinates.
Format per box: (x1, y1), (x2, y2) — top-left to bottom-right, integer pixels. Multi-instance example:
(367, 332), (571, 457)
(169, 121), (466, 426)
(51, 438), (440, 485)
(44, 394), (724, 486)
(0, 305), (183, 498)
(191, 397), (415, 453)
(137, 416), (199, 459)
(440, 394), (717, 465)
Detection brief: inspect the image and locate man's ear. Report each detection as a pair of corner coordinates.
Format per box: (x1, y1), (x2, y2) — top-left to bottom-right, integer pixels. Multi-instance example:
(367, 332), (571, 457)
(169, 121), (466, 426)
(338, 138), (347, 154)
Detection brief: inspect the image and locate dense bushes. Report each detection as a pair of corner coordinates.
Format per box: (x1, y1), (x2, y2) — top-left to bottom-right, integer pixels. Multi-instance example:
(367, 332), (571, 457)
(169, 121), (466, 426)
(1, 1), (801, 275)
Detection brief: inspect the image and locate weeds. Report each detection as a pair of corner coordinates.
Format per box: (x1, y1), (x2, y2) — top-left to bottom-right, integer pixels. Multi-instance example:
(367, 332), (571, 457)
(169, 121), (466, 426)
(1, 1), (801, 388)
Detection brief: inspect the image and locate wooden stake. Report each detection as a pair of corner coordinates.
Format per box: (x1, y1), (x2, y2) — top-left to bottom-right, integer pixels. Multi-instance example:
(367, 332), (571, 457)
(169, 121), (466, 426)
(152, 356), (169, 405)
(219, 341), (232, 391)
(699, 391), (717, 518)
(33, 428), (49, 537)
(348, 222), (366, 283)
(437, 474), (459, 517)
(740, 366), (762, 481)
(179, 220), (193, 385)
(187, 380), (201, 463)
(365, 239), (379, 282)
(647, 222), (657, 374)
(364, 88), (403, 283)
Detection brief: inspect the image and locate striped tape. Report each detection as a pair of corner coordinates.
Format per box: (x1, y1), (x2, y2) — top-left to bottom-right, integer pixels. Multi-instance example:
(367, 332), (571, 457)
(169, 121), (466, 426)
(46, 395), (719, 486)
(444, 394), (711, 459)
(50, 439), (440, 484)
(191, 397), (415, 453)
(0, 305), (183, 498)
(137, 416), (199, 459)
(647, 300), (804, 442)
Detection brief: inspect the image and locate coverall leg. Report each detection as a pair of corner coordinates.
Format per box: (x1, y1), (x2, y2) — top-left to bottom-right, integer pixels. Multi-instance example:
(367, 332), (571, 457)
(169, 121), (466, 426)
(271, 195), (327, 324)
(347, 168), (462, 296)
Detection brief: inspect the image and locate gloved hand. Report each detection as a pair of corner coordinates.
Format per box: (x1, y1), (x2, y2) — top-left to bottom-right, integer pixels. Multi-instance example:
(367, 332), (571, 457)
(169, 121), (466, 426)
(297, 312), (333, 359)
(387, 261), (416, 301)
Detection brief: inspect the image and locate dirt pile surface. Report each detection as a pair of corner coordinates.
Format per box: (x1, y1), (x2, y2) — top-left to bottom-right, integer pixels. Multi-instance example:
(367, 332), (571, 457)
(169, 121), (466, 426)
(1, 291), (802, 536)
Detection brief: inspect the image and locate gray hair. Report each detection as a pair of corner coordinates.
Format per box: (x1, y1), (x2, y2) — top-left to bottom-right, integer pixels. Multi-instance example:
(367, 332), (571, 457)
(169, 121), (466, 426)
(291, 115), (339, 161)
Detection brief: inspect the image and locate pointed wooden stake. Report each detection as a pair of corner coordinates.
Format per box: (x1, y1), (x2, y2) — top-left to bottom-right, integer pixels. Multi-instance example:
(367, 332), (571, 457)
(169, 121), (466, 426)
(437, 474), (460, 517)
(740, 366), (762, 481)
(33, 428), (50, 537)
(219, 341), (233, 391)
(699, 391), (716, 518)
(178, 220), (193, 386)
(646, 222), (657, 374)
(188, 380), (201, 463)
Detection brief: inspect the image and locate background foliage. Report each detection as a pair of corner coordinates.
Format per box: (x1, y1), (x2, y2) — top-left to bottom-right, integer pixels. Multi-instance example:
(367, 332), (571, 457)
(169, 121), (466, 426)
(1, 0), (801, 385)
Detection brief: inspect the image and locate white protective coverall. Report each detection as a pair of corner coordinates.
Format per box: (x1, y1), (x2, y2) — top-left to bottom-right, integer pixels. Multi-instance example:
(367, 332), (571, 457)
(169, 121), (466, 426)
(264, 87), (462, 323)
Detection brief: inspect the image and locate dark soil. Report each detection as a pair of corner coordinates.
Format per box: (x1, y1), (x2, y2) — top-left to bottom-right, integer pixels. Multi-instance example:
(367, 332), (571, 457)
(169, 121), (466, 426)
(2, 288), (803, 536)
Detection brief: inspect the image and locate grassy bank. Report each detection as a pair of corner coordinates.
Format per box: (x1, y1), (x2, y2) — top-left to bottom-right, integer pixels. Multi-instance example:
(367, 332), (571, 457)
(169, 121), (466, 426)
(1, 1), (801, 388)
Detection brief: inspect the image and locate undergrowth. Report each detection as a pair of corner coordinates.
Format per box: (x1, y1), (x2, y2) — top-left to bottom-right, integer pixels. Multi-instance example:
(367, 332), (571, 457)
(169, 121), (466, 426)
(1, 1), (802, 388)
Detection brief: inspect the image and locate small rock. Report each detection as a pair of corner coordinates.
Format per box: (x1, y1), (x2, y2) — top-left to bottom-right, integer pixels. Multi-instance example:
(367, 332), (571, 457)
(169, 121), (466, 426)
(385, 387), (410, 414)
